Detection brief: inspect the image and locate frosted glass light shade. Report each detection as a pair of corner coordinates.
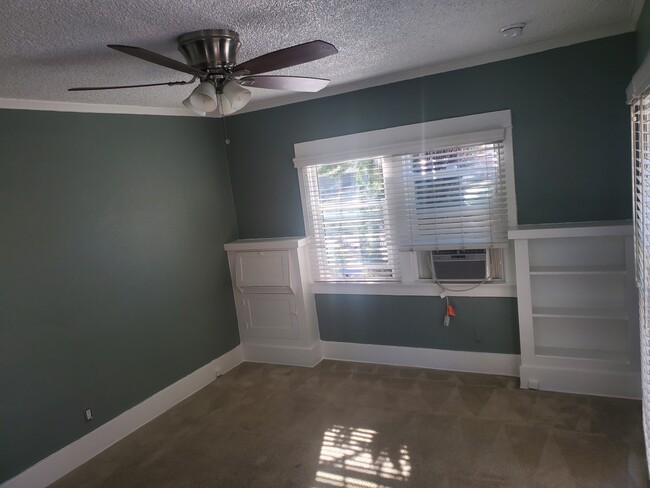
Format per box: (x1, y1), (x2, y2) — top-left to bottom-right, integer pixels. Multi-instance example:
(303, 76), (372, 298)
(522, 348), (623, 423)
(189, 81), (218, 113)
(222, 81), (251, 113)
(182, 97), (206, 116)
(218, 93), (235, 116)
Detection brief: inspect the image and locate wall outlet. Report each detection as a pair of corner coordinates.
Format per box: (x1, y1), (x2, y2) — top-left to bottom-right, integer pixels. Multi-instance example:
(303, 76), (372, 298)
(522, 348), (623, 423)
(475, 328), (483, 343)
(84, 408), (94, 422)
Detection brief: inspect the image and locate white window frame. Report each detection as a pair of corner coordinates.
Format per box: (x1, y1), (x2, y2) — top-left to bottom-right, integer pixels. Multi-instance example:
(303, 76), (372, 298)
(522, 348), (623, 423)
(294, 110), (517, 297)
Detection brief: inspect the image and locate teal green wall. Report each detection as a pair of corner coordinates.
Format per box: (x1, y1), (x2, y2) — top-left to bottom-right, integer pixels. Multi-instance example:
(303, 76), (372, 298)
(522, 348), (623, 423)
(0, 32), (638, 484)
(316, 296), (520, 354)
(0, 110), (240, 483)
(637, 0), (650, 67)
(227, 34), (635, 237)
(224, 34), (634, 356)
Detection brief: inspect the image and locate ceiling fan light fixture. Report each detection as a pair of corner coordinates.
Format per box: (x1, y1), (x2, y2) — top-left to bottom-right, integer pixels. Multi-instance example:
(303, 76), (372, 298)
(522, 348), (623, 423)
(222, 81), (251, 112)
(189, 81), (218, 112)
(70, 32), (338, 111)
(182, 96), (206, 116)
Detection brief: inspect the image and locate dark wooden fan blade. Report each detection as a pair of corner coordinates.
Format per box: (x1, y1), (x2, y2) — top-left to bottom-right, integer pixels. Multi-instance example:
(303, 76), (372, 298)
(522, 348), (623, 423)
(233, 40), (337, 75)
(239, 76), (330, 92)
(108, 45), (205, 77)
(68, 80), (193, 91)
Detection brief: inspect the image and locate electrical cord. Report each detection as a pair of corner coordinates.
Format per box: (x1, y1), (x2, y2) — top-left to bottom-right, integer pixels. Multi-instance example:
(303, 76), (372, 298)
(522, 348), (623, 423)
(427, 250), (492, 326)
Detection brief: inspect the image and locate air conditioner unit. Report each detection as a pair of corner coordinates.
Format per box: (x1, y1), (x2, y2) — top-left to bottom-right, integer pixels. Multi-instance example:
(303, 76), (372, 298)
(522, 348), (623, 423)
(430, 249), (490, 282)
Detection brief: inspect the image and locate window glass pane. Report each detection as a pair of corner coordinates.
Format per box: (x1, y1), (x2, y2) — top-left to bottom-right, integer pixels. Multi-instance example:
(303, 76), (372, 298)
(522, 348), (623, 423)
(389, 141), (507, 250)
(305, 159), (398, 282)
(300, 129), (510, 282)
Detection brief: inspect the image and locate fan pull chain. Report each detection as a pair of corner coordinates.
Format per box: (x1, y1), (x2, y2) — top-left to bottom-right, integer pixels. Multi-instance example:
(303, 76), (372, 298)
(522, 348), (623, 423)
(217, 93), (231, 145)
(222, 115), (231, 145)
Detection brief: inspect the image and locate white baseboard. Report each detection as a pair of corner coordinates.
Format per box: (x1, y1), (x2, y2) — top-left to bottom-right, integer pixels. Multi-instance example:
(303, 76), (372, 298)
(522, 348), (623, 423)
(13, 338), (639, 488)
(520, 364), (642, 400)
(0, 345), (244, 488)
(242, 342), (322, 367)
(20, 340), (637, 487)
(321, 341), (520, 376)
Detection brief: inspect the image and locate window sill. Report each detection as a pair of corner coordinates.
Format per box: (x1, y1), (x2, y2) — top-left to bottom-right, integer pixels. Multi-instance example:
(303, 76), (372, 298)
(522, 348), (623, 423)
(311, 281), (517, 297)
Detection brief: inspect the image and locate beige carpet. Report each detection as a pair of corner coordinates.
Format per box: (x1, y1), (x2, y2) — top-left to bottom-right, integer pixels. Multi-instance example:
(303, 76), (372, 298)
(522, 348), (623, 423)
(50, 360), (647, 487)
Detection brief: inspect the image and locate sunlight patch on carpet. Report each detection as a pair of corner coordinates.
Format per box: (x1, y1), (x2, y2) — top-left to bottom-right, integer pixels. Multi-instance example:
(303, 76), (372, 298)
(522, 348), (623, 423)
(313, 425), (411, 487)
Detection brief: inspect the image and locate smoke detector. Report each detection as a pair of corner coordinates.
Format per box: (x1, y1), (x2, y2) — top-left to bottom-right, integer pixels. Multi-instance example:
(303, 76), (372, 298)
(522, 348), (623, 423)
(500, 23), (526, 38)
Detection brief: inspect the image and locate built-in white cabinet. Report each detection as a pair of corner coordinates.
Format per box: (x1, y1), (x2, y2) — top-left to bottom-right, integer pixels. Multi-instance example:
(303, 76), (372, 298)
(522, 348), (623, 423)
(224, 237), (321, 366)
(509, 221), (641, 398)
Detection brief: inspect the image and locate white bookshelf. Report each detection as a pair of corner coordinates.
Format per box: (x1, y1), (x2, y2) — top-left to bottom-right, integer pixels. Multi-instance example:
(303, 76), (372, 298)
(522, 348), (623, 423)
(531, 307), (628, 320)
(508, 221), (641, 398)
(529, 265), (626, 275)
(534, 346), (629, 363)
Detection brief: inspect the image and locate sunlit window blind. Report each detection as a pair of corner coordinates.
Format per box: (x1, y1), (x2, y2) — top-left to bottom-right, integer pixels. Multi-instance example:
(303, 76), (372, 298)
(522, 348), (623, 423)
(300, 130), (508, 282)
(385, 138), (508, 251)
(632, 92), (650, 468)
(302, 158), (400, 282)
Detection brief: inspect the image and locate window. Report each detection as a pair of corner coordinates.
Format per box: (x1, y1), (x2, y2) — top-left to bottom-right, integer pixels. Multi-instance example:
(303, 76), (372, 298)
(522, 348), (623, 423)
(302, 158), (399, 282)
(385, 136), (508, 251)
(295, 111), (516, 288)
(631, 91), (650, 468)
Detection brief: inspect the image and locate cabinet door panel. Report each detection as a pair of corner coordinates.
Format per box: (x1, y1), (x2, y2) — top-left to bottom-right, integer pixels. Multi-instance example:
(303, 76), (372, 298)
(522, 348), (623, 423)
(242, 294), (299, 340)
(236, 251), (290, 288)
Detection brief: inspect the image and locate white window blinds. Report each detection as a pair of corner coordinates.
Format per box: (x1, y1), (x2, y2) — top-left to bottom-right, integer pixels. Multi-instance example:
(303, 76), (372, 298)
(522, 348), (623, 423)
(632, 92), (650, 468)
(302, 158), (400, 282)
(298, 124), (510, 283)
(385, 137), (508, 251)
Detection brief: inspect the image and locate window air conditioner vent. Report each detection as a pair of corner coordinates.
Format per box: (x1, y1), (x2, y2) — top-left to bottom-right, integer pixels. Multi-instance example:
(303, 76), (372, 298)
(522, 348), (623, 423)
(430, 249), (490, 282)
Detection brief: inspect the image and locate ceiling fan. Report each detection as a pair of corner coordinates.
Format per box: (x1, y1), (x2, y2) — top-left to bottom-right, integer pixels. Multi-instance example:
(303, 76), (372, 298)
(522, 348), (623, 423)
(69, 29), (338, 116)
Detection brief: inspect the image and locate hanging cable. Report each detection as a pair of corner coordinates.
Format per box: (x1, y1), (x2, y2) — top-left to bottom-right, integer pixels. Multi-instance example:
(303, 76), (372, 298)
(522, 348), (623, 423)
(217, 92), (231, 145)
(222, 115), (231, 145)
(427, 251), (492, 326)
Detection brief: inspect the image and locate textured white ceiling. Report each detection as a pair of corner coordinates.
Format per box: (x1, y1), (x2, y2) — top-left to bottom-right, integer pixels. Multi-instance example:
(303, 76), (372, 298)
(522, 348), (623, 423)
(0, 0), (642, 113)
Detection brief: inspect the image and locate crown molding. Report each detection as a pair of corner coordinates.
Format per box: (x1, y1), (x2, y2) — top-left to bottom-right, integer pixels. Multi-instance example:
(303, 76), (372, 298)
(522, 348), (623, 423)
(0, 21), (636, 118)
(0, 97), (218, 118)
(236, 21), (636, 115)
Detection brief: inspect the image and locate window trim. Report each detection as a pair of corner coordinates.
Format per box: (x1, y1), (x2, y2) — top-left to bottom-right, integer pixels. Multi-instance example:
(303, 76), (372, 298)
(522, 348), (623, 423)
(295, 110), (517, 297)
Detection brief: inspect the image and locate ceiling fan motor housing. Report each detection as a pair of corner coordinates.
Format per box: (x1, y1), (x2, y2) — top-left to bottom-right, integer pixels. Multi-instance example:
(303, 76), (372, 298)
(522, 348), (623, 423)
(177, 29), (241, 72)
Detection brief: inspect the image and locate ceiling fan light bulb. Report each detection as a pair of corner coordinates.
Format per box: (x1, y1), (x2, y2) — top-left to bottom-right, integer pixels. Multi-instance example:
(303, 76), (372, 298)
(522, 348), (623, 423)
(182, 96), (206, 116)
(189, 81), (218, 112)
(222, 81), (251, 112)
